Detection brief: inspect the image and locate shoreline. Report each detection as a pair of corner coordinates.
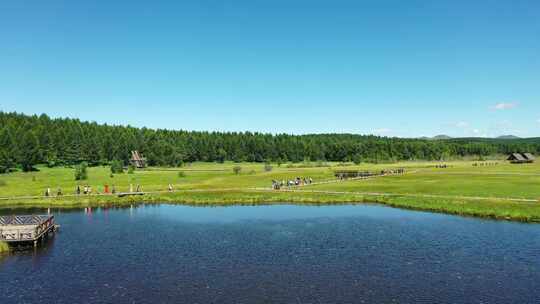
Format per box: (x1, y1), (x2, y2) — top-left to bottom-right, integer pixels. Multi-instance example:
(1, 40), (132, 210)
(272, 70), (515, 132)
(1, 189), (539, 223)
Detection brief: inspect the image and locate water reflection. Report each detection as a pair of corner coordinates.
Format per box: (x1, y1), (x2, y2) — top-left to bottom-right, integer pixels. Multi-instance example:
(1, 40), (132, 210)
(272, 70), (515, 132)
(1, 204), (539, 304)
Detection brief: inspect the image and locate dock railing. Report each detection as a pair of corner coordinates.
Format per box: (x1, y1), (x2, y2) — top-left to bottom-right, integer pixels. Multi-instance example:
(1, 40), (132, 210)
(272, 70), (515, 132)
(0, 215), (55, 243)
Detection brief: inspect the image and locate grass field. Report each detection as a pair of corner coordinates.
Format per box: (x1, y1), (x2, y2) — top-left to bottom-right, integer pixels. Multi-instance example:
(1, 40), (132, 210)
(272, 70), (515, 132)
(0, 160), (540, 222)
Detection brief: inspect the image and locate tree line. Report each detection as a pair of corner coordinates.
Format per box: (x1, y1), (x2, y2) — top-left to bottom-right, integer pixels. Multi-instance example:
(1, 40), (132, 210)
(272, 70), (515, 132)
(1, 111), (539, 172)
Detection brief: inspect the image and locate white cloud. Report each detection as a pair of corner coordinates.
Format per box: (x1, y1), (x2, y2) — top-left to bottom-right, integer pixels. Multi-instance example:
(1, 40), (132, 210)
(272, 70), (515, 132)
(372, 128), (392, 135)
(455, 121), (469, 128)
(471, 129), (489, 137)
(537, 118), (540, 124)
(491, 102), (517, 110)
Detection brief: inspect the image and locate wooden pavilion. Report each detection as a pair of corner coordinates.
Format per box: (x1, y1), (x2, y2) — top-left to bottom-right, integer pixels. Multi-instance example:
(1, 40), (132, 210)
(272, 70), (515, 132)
(130, 151), (147, 168)
(0, 215), (58, 247)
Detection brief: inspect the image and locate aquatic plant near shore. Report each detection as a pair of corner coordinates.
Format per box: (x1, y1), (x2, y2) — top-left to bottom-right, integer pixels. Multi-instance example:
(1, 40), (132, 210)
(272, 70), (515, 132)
(0, 241), (9, 254)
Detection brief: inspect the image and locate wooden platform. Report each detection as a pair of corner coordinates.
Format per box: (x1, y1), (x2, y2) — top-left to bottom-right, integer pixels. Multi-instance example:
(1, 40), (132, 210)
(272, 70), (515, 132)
(117, 192), (145, 198)
(0, 215), (57, 246)
(334, 170), (376, 178)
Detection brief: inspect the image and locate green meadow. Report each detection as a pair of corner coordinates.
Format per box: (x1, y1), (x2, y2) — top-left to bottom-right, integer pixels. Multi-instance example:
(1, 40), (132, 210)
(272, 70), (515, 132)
(1, 160), (540, 222)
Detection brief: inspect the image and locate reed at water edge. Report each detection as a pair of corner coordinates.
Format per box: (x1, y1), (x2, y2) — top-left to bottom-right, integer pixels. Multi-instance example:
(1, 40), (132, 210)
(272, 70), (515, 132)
(0, 241), (9, 254)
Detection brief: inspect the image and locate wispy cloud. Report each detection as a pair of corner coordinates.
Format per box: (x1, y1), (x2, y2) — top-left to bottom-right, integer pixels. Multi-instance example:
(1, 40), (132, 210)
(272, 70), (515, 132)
(491, 102), (517, 110)
(454, 121), (469, 128)
(372, 128), (392, 135)
(471, 129), (489, 137)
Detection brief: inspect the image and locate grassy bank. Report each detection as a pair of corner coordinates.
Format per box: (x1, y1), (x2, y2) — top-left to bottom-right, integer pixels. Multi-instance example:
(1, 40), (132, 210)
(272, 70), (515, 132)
(382, 196), (540, 222)
(1, 160), (539, 222)
(0, 190), (370, 209)
(1, 189), (540, 222)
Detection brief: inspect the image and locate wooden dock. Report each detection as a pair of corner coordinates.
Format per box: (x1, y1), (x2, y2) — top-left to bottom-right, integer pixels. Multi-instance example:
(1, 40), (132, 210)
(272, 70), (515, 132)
(0, 215), (58, 247)
(117, 192), (145, 198)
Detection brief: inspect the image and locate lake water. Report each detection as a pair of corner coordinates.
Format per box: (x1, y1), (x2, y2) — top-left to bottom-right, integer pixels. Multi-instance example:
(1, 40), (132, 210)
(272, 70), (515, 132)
(1, 204), (539, 303)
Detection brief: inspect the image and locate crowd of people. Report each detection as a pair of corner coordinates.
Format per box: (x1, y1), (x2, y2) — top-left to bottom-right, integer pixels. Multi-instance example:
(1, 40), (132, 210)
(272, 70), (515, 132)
(44, 187), (63, 197)
(272, 177), (313, 190)
(43, 183), (180, 197)
(44, 184), (139, 197)
(74, 184), (117, 195)
(472, 162), (499, 167)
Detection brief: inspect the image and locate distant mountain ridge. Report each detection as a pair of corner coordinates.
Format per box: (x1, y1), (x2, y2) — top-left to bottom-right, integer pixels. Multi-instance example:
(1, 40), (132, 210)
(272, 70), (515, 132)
(418, 135), (453, 140)
(497, 135), (521, 139)
(432, 135), (453, 140)
(419, 135), (523, 140)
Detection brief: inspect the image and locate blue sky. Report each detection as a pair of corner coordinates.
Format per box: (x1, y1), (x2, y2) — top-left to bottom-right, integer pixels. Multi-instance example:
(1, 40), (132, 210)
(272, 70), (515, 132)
(1, 0), (539, 137)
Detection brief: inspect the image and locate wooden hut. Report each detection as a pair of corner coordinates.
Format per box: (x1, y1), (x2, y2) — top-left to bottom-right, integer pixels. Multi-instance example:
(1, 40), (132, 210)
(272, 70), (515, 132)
(507, 153), (535, 164)
(523, 153), (536, 162)
(130, 151), (147, 168)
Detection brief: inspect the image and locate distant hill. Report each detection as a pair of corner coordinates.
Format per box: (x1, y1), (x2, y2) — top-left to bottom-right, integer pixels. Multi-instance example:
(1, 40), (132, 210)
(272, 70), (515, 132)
(419, 135), (524, 141)
(497, 135), (520, 139)
(417, 135), (453, 140)
(432, 135), (453, 140)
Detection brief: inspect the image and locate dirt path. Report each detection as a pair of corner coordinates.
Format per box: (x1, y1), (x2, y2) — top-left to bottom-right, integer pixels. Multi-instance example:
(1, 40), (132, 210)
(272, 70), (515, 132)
(426, 171), (540, 176)
(0, 187), (537, 204)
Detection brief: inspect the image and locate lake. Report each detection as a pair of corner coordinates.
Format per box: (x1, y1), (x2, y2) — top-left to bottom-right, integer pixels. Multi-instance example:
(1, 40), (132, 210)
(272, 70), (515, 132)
(1, 204), (539, 303)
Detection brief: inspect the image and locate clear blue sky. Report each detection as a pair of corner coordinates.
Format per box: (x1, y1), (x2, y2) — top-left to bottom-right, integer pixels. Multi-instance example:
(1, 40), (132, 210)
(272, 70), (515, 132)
(1, 0), (539, 137)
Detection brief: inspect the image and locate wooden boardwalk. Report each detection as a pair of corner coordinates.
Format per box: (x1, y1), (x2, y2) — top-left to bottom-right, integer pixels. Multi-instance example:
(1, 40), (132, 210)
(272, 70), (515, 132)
(0, 215), (58, 247)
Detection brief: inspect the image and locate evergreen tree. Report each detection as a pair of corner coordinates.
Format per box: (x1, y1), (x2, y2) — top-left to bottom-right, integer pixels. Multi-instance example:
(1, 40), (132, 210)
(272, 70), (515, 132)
(110, 160), (124, 174)
(74, 162), (88, 180)
(19, 131), (39, 172)
(0, 111), (539, 170)
(0, 149), (15, 173)
(216, 148), (227, 163)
